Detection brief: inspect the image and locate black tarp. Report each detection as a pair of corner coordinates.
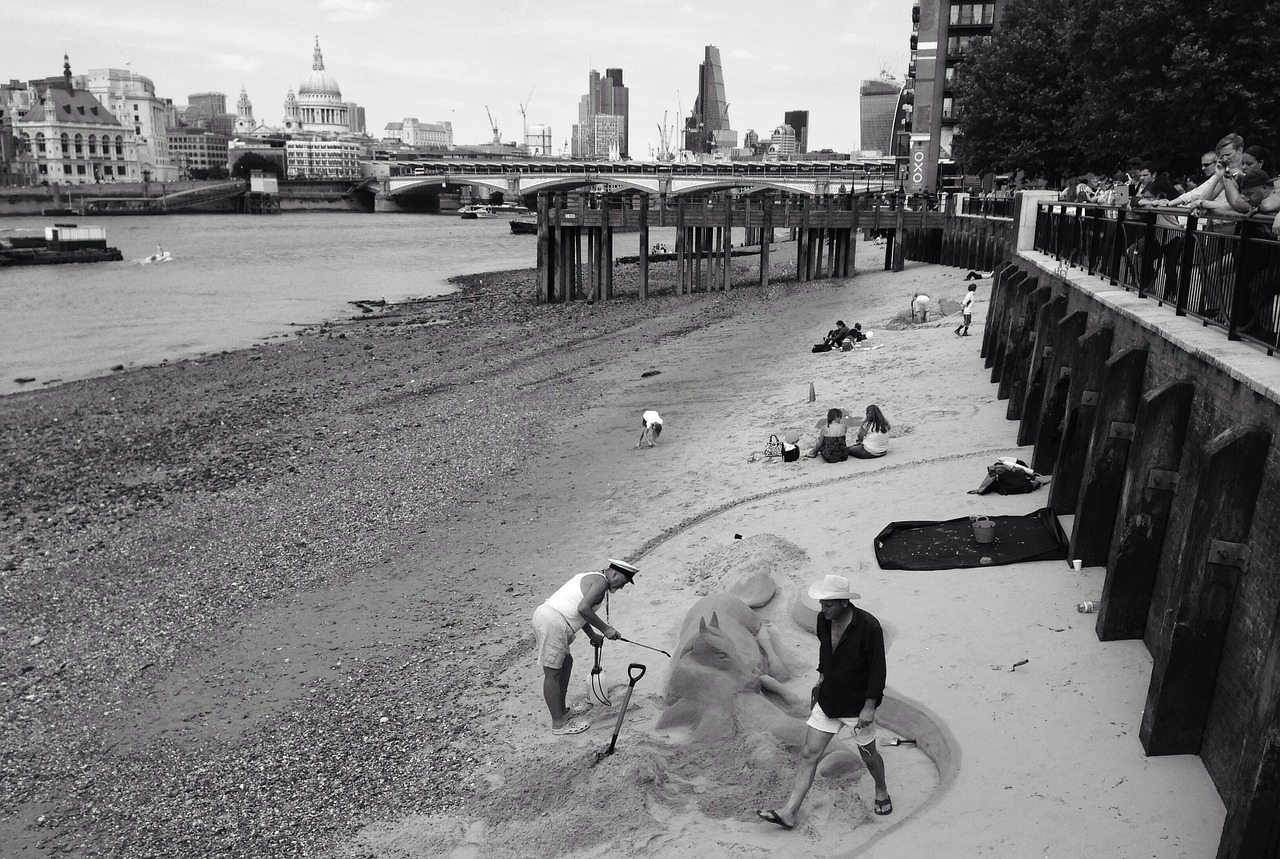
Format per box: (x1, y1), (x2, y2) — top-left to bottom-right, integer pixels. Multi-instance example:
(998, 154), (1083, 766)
(874, 507), (1069, 570)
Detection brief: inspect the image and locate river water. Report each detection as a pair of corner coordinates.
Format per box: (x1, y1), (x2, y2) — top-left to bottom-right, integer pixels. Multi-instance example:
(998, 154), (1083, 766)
(0, 213), (684, 396)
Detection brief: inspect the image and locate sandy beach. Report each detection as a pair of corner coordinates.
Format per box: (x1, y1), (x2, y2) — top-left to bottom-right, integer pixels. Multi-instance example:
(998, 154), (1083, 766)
(0, 240), (1223, 858)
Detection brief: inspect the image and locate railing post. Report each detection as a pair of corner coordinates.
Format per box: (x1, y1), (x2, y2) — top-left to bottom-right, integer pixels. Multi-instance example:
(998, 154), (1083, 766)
(1137, 210), (1158, 299)
(1109, 209), (1127, 286)
(1227, 221), (1249, 341)
(1175, 213), (1198, 316)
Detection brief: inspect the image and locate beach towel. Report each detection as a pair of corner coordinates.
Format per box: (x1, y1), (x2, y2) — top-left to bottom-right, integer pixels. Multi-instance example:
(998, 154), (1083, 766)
(873, 507), (1068, 570)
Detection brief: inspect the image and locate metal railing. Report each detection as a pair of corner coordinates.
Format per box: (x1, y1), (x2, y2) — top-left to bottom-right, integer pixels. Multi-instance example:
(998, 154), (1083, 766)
(1035, 202), (1280, 355)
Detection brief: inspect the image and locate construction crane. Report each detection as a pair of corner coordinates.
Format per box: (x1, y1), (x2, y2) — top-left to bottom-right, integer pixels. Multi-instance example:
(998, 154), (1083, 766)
(519, 87), (535, 147)
(656, 110), (673, 161)
(485, 105), (500, 145)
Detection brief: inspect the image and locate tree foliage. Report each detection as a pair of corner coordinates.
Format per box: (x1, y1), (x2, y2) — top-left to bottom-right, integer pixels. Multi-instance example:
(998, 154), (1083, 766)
(229, 152), (283, 180)
(955, 0), (1280, 181)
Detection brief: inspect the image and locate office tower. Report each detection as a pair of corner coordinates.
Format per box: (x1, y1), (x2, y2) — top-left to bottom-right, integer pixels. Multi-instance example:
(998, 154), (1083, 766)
(859, 78), (903, 155)
(784, 110), (809, 154)
(188, 92), (227, 123)
(908, 0), (1005, 190)
(684, 45), (736, 154)
(571, 68), (628, 159)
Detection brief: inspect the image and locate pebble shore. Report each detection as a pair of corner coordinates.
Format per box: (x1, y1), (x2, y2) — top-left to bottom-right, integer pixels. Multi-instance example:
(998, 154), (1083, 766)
(1, 248), (806, 855)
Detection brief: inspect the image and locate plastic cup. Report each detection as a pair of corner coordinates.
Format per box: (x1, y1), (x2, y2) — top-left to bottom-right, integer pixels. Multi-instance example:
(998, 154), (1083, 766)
(1072, 559), (1083, 572)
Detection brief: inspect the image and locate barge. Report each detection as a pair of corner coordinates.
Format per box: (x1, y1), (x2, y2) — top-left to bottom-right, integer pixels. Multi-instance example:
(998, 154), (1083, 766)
(0, 224), (124, 266)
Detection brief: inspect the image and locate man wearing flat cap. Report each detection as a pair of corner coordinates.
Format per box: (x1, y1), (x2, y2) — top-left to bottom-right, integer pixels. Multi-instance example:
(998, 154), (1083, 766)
(532, 559), (637, 735)
(758, 573), (891, 829)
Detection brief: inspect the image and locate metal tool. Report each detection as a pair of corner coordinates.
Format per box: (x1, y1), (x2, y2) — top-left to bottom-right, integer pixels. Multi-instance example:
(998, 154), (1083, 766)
(884, 737), (917, 746)
(590, 641), (611, 705)
(618, 637), (671, 658)
(601, 663), (646, 759)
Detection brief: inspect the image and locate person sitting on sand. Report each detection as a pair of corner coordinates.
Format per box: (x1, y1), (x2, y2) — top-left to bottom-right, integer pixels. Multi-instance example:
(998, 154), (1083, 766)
(806, 408), (849, 462)
(823, 320), (853, 348)
(637, 410), (663, 448)
(849, 323), (867, 343)
(532, 560), (637, 735)
(848, 404), (890, 459)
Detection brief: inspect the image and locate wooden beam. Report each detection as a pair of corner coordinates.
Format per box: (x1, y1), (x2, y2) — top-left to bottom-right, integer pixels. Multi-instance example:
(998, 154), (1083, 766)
(1049, 324), (1114, 510)
(638, 196), (649, 301)
(1140, 426), (1270, 756)
(1069, 347), (1149, 567)
(984, 265), (1022, 374)
(1097, 380), (1195, 641)
(1004, 284), (1050, 419)
(1017, 294), (1067, 446)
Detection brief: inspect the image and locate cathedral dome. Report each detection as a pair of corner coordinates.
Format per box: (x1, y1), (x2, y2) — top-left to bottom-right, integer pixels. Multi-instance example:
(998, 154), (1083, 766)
(298, 38), (340, 98)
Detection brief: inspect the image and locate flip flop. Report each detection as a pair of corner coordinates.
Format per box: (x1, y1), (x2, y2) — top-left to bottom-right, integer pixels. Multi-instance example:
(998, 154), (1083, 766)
(874, 796), (893, 816)
(566, 702), (594, 719)
(551, 720), (589, 735)
(756, 809), (793, 830)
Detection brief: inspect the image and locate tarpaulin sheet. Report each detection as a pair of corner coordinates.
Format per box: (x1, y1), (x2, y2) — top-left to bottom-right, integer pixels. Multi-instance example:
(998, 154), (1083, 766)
(874, 507), (1069, 570)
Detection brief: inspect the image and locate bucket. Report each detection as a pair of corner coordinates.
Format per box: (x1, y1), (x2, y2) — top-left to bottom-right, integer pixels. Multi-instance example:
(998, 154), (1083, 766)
(972, 516), (996, 544)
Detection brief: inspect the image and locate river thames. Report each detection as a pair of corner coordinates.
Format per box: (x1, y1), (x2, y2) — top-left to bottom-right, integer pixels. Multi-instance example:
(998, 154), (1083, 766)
(1, 212), (685, 396)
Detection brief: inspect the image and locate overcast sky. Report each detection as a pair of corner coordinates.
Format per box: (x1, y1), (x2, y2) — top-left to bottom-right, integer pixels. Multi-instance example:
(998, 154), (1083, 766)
(4, 0), (912, 157)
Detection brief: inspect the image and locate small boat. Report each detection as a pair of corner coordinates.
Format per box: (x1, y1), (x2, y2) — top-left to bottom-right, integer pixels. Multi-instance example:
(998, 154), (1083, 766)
(142, 248), (173, 264)
(487, 202), (530, 216)
(458, 204), (496, 219)
(0, 223), (123, 267)
(510, 214), (539, 235)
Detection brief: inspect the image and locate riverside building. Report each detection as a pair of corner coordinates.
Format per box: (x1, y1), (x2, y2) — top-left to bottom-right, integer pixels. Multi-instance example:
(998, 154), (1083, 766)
(13, 57), (140, 184)
(572, 68), (628, 160)
(78, 66), (176, 181)
(684, 45), (736, 155)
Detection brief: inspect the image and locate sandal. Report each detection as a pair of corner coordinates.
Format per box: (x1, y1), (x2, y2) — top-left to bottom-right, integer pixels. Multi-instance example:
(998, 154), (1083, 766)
(874, 796), (893, 816)
(551, 720), (589, 735)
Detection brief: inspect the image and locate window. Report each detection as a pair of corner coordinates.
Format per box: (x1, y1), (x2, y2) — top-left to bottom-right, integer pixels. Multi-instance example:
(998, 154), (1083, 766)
(947, 35), (974, 56)
(115, 136), (124, 157)
(949, 2), (994, 24)
(74, 134), (83, 157)
(88, 134), (97, 155)
(942, 97), (955, 119)
(35, 132), (45, 155)
(76, 164), (86, 175)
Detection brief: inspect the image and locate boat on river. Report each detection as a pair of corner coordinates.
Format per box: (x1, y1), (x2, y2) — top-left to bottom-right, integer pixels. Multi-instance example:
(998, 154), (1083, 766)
(0, 224), (123, 266)
(487, 202), (530, 216)
(510, 214), (539, 235)
(458, 204), (496, 219)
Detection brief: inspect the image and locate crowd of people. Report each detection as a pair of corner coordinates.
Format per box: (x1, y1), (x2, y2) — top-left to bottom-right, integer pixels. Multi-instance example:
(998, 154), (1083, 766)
(1060, 133), (1280, 235)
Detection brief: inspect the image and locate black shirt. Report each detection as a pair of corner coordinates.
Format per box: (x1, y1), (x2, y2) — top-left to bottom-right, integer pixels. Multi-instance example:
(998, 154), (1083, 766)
(816, 606), (887, 717)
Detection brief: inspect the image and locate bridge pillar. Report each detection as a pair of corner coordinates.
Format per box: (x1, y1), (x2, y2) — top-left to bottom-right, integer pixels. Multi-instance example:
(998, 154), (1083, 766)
(374, 192), (398, 213)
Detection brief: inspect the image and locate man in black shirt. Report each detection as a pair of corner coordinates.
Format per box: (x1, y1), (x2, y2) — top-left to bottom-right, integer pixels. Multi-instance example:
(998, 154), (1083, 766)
(757, 574), (891, 829)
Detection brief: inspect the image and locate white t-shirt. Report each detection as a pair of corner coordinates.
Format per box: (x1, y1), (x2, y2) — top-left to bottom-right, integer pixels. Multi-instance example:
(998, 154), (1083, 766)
(962, 291), (975, 314)
(643, 410), (662, 427)
(543, 571), (605, 632)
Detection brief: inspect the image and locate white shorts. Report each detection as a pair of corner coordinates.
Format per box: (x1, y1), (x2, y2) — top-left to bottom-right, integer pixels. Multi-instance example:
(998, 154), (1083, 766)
(807, 701), (877, 746)
(533, 604), (575, 668)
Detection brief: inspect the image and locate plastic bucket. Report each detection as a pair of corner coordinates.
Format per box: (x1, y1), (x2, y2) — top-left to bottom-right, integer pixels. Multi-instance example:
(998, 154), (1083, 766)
(972, 516), (995, 544)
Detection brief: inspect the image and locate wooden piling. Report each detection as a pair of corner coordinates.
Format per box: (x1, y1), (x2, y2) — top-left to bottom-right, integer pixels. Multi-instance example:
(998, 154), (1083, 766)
(1049, 325), (1114, 512)
(1140, 427), (1271, 756)
(1031, 310), (1090, 474)
(1017, 294), (1068, 446)
(1097, 380), (1196, 641)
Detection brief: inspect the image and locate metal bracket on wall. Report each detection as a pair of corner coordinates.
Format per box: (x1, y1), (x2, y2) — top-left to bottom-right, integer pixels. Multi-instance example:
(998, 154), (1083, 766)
(1059, 366), (1071, 380)
(1042, 346), (1054, 358)
(1109, 421), (1136, 441)
(1208, 540), (1250, 572)
(1147, 468), (1180, 492)
(1080, 390), (1099, 406)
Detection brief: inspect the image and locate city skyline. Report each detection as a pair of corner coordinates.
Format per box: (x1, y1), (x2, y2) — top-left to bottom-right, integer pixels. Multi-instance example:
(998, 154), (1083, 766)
(1, 0), (911, 156)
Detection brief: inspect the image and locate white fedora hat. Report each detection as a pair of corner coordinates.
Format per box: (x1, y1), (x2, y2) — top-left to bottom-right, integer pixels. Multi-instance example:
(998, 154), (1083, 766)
(808, 574), (861, 601)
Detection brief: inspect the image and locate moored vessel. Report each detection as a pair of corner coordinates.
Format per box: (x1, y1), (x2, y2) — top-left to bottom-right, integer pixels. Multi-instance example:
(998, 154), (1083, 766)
(0, 224), (124, 266)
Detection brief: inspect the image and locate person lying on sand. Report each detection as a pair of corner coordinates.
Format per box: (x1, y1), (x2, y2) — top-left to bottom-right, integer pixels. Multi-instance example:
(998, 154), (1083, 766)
(531, 560), (637, 735)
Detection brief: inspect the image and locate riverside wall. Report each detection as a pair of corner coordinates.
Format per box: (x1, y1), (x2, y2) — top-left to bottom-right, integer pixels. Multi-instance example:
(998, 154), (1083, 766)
(0, 180), (366, 216)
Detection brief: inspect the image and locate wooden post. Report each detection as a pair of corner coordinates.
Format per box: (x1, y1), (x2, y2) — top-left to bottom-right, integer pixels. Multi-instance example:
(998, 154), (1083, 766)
(760, 194), (773, 288)
(676, 202), (687, 295)
(1004, 285), (1051, 420)
(573, 227), (583, 302)
(1017, 294), (1067, 446)
(1139, 427), (1270, 755)
(587, 228), (598, 302)
(1217, 626), (1280, 859)
(603, 215), (614, 300)
(1049, 325), (1114, 513)
(1097, 380), (1195, 641)
(892, 193), (906, 272)
(994, 274), (1036, 391)
(537, 193), (553, 304)
(982, 262), (1018, 364)
(638, 195), (649, 301)
(1031, 310), (1090, 474)
(985, 266), (1024, 376)
(1069, 347), (1149, 567)
(723, 200), (733, 291)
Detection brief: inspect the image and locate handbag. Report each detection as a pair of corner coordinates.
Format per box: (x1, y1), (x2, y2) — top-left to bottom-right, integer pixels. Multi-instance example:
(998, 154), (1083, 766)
(764, 434), (784, 458)
(782, 443), (800, 462)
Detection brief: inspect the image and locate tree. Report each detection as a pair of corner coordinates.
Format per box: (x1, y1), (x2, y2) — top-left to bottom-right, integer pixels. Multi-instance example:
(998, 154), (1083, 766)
(229, 151), (283, 180)
(956, 0), (1280, 182)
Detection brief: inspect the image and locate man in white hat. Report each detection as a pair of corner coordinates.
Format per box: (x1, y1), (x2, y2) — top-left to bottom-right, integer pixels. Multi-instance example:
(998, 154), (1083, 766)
(758, 573), (891, 829)
(532, 559), (637, 735)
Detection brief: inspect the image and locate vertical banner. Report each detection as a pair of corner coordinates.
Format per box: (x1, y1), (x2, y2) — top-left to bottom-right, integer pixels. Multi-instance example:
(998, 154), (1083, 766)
(906, 138), (929, 193)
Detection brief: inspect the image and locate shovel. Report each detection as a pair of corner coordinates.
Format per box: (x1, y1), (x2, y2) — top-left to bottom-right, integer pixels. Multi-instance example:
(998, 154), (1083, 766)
(599, 663), (646, 760)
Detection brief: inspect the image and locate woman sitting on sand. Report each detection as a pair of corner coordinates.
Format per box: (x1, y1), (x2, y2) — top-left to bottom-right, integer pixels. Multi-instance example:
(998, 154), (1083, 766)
(806, 408), (849, 462)
(848, 404), (890, 459)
